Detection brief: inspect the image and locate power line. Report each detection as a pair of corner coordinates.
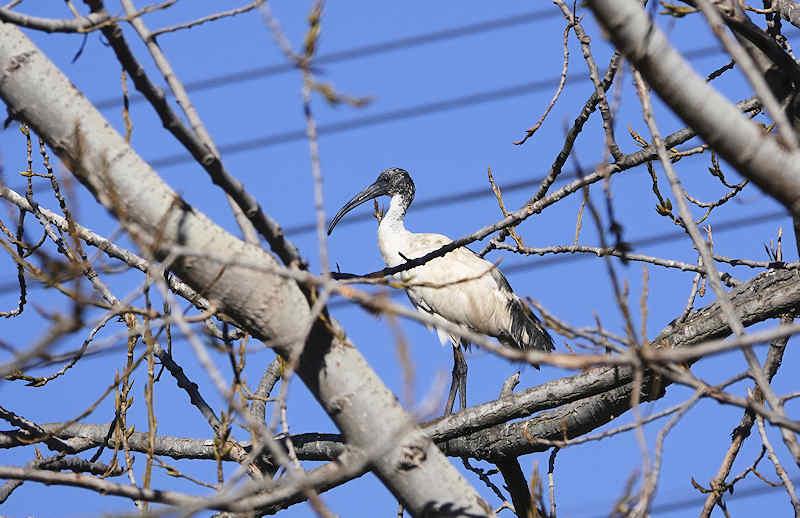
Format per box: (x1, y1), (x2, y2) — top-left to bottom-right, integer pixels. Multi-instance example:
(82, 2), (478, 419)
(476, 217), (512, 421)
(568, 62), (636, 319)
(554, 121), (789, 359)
(147, 41), (734, 169)
(324, 207), (787, 309)
(150, 76), (586, 168)
(89, 11), (792, 263)
(7, 208), (788, 361)
(7, 13), (796, 506)
(94, 9), (559, 110)
(584, 476), (800, 517)
(285, 170), (581, 236)
(0, 207), (786, 299)
(7, 18), (790, 296)
(282, 151), (771, 237)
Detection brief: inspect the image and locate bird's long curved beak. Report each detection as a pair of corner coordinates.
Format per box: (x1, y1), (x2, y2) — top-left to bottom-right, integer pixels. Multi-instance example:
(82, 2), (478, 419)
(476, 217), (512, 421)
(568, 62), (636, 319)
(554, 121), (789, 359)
(327, 179), (389, 235)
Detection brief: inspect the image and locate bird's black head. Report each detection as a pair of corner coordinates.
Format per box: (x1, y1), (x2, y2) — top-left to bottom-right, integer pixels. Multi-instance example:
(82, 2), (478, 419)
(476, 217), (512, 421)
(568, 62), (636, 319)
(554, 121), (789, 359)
(376, 167), (415, 203)
(327, 167), (416, 235)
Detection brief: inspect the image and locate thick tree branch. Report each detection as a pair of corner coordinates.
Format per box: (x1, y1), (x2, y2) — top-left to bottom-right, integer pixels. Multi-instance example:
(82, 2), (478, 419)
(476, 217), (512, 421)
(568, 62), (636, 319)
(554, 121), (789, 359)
(0, 2), (176, 33)
(0, 21), (490, 516)
(7, 267), (800, 512)
(775, 0), (800, 29)
(699, 316), (792, 516)
(83, 0), (299, 265)
(0, 465), (213, 509)
(334, 98), (761, 282)
(0, 455), (122, 505)
(587, 0), (800, 216)
(0, 9), (109, 33)
(680, 0), (800, 84)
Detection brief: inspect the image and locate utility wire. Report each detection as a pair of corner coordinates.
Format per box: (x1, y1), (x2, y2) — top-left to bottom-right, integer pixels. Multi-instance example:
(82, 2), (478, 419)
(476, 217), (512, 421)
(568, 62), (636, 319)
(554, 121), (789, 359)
(7, 15), (790, 294)
(0, 207), (786, 299)
(94, 9), (559, 110)
(286, 170), (582, 236)
(150, 76), (585, 167)
(584, 476), (800, 517)
(324, 207), (787, 309)
(11, 207), (788, 365)
(284, 156), (774, 237)
(7, 11), (797, 510)
(148, 41), (737, 169)
(92, 9), (794, 254)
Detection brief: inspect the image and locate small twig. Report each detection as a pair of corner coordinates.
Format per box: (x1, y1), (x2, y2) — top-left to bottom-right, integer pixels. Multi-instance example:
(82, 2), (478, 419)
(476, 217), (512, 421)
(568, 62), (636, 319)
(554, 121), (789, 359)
(515, 17), (572, 145)
(149, 1), (265, 39)
(634, 68), (800, 467)
(119, 0), (259, 245)
(756, 413), (800, 512)
(634, 390), (702, 516)
(554, 0), (623, 160)
(487, 167), (524, 248)
(695, 0), (799, 150)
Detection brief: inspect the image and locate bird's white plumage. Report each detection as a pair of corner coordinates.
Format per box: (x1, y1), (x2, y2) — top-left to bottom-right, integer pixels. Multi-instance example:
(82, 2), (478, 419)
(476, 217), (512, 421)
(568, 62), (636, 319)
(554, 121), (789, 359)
(329, 169), (552, 414)
(378, 196), (525, 347)
(328, 167), (553, 414)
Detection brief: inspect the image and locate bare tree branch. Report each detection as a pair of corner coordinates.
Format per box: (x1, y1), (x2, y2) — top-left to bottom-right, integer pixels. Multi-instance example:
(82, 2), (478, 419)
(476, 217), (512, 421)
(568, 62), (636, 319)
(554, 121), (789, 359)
(83, 0), (300, 265)
(775, 0), (800, 29)
(0, 20), (491, 516)
(587, 0), (800, 217)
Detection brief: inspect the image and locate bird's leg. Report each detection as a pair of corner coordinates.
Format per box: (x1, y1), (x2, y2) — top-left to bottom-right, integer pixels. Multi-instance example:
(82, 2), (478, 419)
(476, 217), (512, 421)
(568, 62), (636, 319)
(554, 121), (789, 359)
(445, 346), (459, 416)
(455, 345), (468, 412)
(445, 344), (468, 415)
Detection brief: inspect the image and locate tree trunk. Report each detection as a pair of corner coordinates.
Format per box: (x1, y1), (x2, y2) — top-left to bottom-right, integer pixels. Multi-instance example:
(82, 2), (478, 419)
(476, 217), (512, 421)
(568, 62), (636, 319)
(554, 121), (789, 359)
(0, 21), (491, 517)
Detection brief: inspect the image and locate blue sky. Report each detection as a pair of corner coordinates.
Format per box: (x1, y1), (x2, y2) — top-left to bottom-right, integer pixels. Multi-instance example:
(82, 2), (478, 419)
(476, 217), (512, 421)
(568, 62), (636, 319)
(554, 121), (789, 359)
(0, 1), (797, 516)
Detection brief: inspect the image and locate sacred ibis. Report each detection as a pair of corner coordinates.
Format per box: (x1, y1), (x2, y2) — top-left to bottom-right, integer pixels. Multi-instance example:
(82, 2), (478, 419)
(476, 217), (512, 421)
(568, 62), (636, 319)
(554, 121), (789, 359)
(327, 167), (554, 414)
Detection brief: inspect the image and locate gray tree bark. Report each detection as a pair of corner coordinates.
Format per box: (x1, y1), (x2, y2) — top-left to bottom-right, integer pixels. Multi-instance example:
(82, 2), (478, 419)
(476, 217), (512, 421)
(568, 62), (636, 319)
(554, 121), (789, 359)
(6, 267), (799, 512)
(775, 0), (800, 30)
(587, 0), (800, 217)
(0, 21), (491, 517)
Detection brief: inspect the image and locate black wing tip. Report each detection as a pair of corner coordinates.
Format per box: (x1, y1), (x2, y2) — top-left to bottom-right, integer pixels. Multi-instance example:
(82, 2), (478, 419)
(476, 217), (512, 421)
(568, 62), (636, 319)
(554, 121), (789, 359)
(507, 297), (555, 353)
(524, 323), (555, 353)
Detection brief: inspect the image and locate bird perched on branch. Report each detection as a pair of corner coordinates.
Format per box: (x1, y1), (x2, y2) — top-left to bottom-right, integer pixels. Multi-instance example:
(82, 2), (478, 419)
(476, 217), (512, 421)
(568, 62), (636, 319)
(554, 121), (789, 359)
(327, 167), (554, 414)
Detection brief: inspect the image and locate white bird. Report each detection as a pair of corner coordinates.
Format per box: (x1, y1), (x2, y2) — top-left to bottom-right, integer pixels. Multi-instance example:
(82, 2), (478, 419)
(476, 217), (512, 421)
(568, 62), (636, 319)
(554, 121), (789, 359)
(327, 167), (554, 414)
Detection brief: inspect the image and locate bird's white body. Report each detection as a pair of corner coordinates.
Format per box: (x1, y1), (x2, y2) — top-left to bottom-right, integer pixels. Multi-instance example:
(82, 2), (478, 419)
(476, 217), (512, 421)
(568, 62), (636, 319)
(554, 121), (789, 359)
(378, 196), (529, 348)
(329, 168), (552, 413)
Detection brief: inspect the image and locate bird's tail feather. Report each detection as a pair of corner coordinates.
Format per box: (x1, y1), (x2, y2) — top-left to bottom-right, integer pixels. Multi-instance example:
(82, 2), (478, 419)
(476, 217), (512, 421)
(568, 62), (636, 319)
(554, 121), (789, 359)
(506, 297), (554, 352)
